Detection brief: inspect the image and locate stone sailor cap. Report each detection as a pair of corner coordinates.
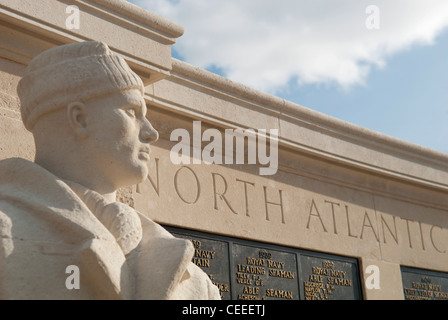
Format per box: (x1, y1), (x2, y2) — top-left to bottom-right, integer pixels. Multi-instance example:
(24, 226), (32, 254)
(17, 41), (144, 131)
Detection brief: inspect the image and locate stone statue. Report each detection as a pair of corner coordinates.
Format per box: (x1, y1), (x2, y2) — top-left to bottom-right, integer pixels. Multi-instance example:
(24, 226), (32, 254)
(0, 41), (220, 300)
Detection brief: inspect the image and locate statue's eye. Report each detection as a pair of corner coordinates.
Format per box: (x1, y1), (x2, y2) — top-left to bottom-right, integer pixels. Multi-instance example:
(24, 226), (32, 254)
(126, 108), (136, 117)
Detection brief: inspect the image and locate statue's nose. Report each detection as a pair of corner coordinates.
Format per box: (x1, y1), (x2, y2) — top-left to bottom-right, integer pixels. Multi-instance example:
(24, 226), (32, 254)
(141, 118), (159, 143)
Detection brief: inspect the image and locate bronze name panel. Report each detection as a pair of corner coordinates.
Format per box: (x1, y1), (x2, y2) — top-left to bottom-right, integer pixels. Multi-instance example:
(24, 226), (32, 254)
(298, 252), (361, 300)
(232, 243), (299, 300)
(168, 226), (363, 300)
(401, 267), (448, 300)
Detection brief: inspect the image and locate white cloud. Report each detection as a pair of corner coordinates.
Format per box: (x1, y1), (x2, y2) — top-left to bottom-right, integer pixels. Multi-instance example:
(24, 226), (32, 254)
(130, 0), (448, 93)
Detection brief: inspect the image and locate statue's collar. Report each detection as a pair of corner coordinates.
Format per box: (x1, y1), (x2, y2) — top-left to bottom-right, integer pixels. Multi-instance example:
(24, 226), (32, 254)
(64, 180), (143, 256)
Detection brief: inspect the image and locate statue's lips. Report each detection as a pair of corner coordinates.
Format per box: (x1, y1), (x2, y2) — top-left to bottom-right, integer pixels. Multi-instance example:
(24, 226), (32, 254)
(138, 148), (151, 161)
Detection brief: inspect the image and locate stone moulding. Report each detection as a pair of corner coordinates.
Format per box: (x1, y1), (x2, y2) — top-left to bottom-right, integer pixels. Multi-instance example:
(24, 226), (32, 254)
(0, 0), (184, 85)
(148, 58), (448, 195)
(83, 0), (184, 39)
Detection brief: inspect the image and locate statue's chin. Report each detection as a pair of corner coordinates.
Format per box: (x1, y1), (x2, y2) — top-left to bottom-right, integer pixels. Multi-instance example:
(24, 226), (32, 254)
(118, 163), (148, 189)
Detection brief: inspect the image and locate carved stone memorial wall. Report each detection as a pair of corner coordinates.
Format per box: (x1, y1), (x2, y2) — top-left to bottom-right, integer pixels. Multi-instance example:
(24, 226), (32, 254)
(168, 226), (363, 300)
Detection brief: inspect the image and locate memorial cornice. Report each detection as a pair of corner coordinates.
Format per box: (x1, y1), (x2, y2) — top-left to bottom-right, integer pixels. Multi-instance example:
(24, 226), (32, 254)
(148, 58), (448, 194)
(0, 0), (184, 84)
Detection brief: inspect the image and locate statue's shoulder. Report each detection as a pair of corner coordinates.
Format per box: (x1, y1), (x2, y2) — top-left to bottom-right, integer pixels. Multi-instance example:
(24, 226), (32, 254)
(0, 158), (37, 215)
(0, 157), (33, 169)
(0, 158), (60, 208)
(0, 158), (45, 182)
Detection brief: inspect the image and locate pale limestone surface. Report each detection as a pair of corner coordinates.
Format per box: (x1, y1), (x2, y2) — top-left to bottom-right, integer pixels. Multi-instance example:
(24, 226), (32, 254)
(0, 41), (220, 300)
(0, 0), (447, 300)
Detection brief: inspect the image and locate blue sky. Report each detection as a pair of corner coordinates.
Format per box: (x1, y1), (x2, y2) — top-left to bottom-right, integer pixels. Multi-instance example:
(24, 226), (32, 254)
(129, 1), (448, 154)
(275, 29), (448, 153)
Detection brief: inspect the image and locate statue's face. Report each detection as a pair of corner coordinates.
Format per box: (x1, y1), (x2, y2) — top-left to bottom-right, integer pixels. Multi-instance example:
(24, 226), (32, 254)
(84, 88), (158, 189)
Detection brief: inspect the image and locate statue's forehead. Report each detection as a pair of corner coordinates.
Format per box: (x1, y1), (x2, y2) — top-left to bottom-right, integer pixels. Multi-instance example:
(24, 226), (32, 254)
(98, 89), (145, 106)
(122, 91), (145, 106)
(120, 90), (146, 111)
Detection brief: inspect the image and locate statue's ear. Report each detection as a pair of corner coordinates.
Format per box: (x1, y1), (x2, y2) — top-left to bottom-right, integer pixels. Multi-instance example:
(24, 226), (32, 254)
(67, 101), (88, 138)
